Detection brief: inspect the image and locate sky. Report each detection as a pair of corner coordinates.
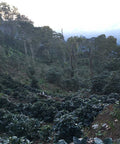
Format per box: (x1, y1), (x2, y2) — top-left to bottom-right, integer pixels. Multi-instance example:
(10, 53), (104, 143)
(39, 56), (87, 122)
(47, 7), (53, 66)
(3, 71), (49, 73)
(1, 0), (120, 35)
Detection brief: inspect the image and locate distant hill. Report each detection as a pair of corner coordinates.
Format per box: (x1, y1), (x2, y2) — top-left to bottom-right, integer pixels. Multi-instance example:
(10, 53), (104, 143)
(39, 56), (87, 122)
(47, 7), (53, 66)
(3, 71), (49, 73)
(64, 29), (120, 44)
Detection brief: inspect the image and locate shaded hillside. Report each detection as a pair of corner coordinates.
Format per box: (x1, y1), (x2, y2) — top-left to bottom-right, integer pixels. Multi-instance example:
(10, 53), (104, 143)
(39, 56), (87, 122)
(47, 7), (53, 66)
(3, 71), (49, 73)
(85, 104), (120, 140)
(0, 2), (120, 144)
(0, 73), (120, 144)
(1, 2), (120, 92)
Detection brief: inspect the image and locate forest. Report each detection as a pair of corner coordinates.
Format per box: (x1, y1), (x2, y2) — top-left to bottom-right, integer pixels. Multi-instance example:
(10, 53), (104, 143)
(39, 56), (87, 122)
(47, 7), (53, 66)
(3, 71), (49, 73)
(0, 2), (120, 144)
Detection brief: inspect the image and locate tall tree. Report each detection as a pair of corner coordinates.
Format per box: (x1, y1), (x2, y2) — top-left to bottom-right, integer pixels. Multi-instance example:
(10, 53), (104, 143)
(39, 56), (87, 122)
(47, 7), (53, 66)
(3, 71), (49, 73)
(67, 37), (79, 77)
(0, 2), (19, 21)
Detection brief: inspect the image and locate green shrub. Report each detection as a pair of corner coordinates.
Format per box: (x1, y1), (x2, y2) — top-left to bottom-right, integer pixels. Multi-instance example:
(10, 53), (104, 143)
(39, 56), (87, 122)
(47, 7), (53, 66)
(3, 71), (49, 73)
(103, 77), (120, 94)
(72, 104), (102, 127)
(54, 114), (82, 143)
(0, 111), (42, 140)
(61, 77), (80, 91)
(27, 66), (35, 78)
(0, 109), (10, 132)
(30, 77), (39, 89)
(9, 136), (31, 144)
(105, 58), (120, 71)
(31, 101), (57, 122)
(46, 68), (61, 84)
(91, 75), (108, 94)
(0, 136), (31, 144)
(0, 97), (16, 111)
(39, 124), (52, 141)
(91, 72), (120, 95)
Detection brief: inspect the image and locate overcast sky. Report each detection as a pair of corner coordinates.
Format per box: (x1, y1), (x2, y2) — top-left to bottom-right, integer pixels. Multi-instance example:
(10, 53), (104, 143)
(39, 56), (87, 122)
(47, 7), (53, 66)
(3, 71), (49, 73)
(1, 0), (120, 34)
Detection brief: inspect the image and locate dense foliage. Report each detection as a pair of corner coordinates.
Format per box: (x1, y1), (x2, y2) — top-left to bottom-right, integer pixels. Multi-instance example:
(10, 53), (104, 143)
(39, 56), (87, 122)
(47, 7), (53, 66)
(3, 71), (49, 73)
(0, 73), (120, 143)
(0, 2), (120, 92)
(0, 2), (120, 143)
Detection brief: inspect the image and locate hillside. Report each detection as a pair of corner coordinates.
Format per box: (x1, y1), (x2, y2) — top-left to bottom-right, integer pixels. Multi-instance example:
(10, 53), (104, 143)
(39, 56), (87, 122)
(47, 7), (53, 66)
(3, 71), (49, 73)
(85, 104), (120, 140)
(0, 73), (120, 144)
(0, 2), (120, 144)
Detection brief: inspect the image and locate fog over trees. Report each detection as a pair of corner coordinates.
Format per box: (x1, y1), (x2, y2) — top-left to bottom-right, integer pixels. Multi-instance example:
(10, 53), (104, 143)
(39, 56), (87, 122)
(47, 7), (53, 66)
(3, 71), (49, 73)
(0, 2), (120, 144)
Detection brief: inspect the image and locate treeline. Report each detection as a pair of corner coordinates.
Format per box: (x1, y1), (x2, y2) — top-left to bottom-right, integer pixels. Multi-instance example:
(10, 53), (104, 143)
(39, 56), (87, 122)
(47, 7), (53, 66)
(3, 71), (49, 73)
(0, 2), (120, 91)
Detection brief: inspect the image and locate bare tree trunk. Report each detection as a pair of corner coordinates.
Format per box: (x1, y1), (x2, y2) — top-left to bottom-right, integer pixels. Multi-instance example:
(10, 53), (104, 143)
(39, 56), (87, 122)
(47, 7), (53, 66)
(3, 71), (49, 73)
(70, 54), (74, 77)
(29, 42), (34, 63)
(24, 40), (30, 66)
(89, 46), (93, 78)
(70, 48), (75, 78)
(24, 40), (27, 56)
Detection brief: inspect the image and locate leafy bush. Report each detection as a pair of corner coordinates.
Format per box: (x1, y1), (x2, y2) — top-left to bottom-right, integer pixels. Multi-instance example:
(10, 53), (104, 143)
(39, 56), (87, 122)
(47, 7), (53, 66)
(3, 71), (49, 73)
(0, 109), (8, 132)
(39, 124), (52, 141)
(54, 110), (69, 119)
(0, 97), (16, 111)
(105, 58), (120, 71)
(0, 73), (40, 102)
(27, 66), (35, 78)
(91, 72), (120, 95)
(103, 74), (120, 94)
(0, 111), (42, 140)
(54, 114), (82, 143)
(0, 136), (31, 144)
(46, 68), (61, 84)
(30, 77), (39, 89)
(31, 101), (57, 122)
(91, 75), (108, 94)
(61, 77), (80, 91)
(72, 103), (103, 127)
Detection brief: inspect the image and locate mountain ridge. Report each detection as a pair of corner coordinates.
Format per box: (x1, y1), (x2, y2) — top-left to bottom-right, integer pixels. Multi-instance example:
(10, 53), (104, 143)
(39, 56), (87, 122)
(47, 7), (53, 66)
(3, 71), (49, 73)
(63, 29), (120, 44)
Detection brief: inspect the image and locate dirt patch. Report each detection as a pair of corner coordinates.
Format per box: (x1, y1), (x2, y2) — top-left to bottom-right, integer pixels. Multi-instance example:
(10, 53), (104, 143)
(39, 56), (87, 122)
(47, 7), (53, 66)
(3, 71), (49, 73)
(84, 104), (120, 140)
